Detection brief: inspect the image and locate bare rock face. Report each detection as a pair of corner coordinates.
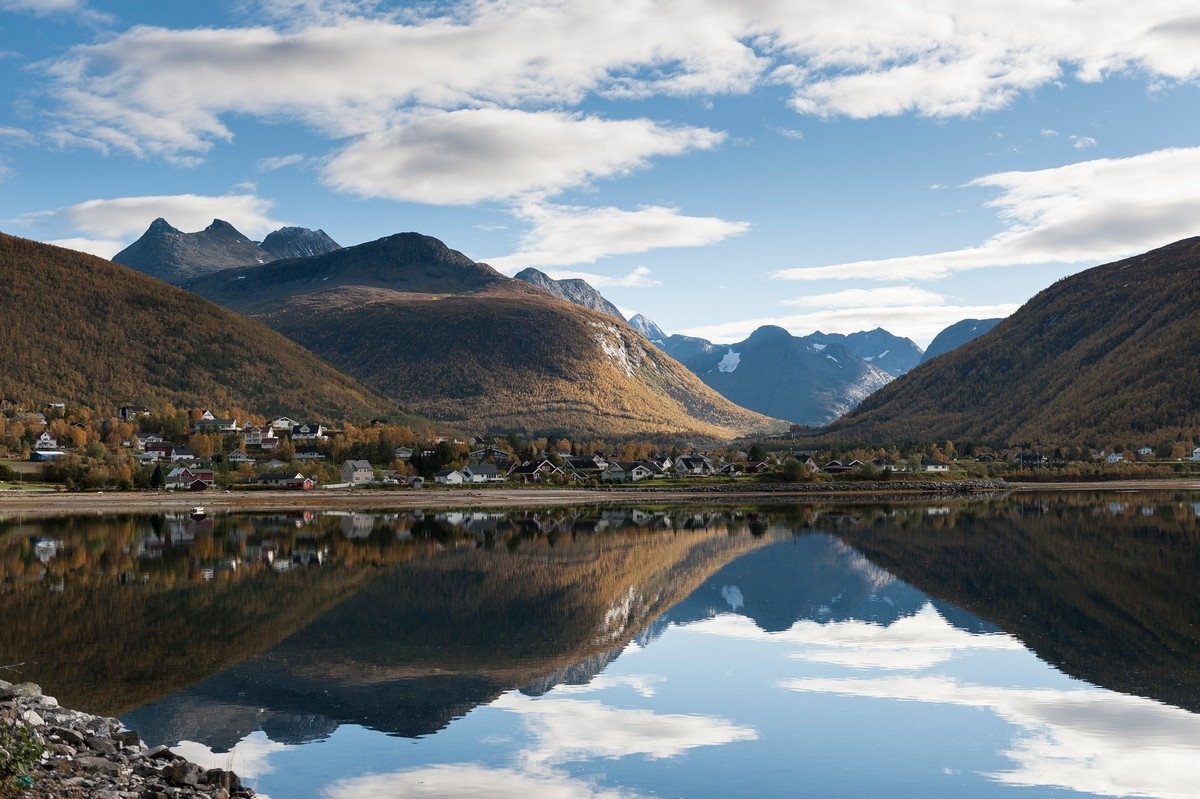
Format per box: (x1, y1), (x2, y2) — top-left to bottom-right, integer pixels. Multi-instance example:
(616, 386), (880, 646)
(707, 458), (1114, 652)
(259, 227), (341, 260)
(515, 267), (626, 322)
(0, 679), (255, 798)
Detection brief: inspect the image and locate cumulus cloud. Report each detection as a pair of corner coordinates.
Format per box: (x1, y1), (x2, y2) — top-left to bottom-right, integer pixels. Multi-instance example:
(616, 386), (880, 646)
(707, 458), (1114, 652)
(1071, 135), (1097, 149)
(15, 192), (285, 256)
(487, 202), (749, 271)
(36, 1), (1200, 162)
(771, 147), (1200, 282)
(322, 109), (724, 205)
(257, 153), (305, 171)
(533, 266), (661, 289)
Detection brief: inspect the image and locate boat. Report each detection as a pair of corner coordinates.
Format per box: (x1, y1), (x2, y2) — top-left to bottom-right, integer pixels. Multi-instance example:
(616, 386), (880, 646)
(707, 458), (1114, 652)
(190, 506), (206, 520)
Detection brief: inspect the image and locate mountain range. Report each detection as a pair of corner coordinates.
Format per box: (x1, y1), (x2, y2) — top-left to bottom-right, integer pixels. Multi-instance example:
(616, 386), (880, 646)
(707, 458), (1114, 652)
(182, 230), (782, 439)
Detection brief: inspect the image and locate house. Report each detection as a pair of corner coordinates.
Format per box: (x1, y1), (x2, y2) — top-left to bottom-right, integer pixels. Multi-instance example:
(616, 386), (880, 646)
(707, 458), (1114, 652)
(169, 446), (197, 463)
(117, 405), (150, 422)
(341, 460), (374, 485)
(469, 446), (511, 462)
(1192, 447), (1200, 462)
(165, 467), (215, 490)
(508, 460), (562, 483)
(290, 423), (327, 442)
(270, 417), (300, 432)
(461, 463), (504, 483)
(243, 424), (269, 448)
(294, 448), (325, 461)
(674, 455), (715, 476)
(1137, 446), (1154, 457)
(34, 432), (58, 451)
(227, 450), (254, 465)
(1106, 452), (1125, 464)
(602, 462), (653, 482)
(921, 459), (950, 472)
(145, 441), (175, 459)
(394, 446), (414, 461)
(258, 470), (315, 490)
(434, 468), (465, 485)
(194, 410), (239, 433)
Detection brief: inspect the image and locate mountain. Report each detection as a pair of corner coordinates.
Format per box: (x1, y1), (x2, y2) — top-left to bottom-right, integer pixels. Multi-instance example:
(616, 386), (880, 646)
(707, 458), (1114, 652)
(808, 328), (923, 376)
(190, 232), (784, 440)
(514, 267), (625, 321)
(657, 325), (894, 425)
(628, 313), (667, 344)
(259, 226), (341, 260)
(920, 318), (1002, 364)
(112, 218), (275, 284)
(821, 236), (1200, 445)
(0, 232), (399, 420)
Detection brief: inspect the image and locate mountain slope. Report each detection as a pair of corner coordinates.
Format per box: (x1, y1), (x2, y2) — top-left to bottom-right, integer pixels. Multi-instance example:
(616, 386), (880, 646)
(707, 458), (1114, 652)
(191, 233), (784, 440)
(0, 232), (400, 420)
(515, 267), (625, 321)
(920, 318), (1002, 364)
(822, 237), (1200, 445)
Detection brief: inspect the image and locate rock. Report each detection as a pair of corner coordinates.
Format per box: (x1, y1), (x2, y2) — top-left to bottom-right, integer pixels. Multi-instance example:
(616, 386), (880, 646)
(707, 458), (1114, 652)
(50, 724), (86, 746)
(115, 729), (143, 747)
(164, 760), (203, 787)
(87, 734), (120, 755)
(21, 708), (44, 726)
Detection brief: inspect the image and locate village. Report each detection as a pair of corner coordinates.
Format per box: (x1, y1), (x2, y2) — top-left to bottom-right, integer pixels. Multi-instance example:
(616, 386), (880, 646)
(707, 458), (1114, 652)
(4, 401), (1199, 494)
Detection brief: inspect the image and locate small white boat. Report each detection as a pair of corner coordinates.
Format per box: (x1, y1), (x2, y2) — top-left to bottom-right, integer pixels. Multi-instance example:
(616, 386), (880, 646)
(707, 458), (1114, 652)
(190, 506), (206, 520)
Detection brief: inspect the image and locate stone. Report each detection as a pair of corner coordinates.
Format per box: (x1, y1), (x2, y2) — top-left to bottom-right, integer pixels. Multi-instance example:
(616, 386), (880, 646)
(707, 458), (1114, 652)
(87, 735), (120, 755)
(115, 729), (143, 747)
(49, 724), (86, 746)
(21, 708), (44, 726)
(163, 760), (202, 787)
(74, 755), (123, 775)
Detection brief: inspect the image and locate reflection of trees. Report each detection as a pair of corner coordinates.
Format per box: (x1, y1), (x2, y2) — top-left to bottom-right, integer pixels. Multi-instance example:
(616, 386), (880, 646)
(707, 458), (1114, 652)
(831, 492), (1200, 712)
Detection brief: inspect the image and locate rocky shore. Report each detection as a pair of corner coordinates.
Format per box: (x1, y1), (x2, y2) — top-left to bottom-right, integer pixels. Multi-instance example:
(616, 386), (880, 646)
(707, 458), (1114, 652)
(1, 680), (252, 799)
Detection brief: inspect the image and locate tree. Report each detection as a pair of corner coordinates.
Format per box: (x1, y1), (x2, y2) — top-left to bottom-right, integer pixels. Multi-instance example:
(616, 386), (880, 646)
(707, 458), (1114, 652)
(149, 464), (165, 489)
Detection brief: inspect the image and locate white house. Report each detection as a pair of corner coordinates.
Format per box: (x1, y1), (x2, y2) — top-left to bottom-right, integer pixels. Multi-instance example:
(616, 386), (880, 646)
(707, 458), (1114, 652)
(1106, 452), (1125, 464)
(34, 432), (58, 451)
(434, 469), (465, 484)
(1191, 447), (1200, 462)
(461, 464), (503, 483)
(341, 459), (374, 485)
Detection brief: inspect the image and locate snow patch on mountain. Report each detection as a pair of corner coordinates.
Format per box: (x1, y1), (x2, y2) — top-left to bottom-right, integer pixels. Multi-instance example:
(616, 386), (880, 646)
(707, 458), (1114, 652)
(718, 349), (741, 373)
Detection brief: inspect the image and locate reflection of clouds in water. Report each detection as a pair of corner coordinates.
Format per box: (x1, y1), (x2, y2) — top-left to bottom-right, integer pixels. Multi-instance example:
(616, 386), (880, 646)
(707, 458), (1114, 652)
(320, 694), (754, 798)
(493, 692), (757, 768)
(693, 602), (1022, 670)
(721, 584), (743, 611)
(172, 730), (294, 780)
(782, 675), (1200, 799)
(552, 673), (665, 698)
(322, 764), (638, 798)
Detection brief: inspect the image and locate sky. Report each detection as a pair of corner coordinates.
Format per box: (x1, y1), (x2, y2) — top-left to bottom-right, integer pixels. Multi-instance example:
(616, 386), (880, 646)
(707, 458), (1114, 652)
(3, 1), (1200, 349)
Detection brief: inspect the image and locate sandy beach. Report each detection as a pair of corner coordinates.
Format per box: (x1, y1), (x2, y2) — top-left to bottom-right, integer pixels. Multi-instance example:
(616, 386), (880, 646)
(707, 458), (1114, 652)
(2, 478), (1200, 518)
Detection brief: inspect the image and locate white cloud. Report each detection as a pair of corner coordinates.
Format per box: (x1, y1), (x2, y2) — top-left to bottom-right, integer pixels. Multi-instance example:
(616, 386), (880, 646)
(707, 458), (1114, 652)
(782, 675), (1200, 799)
(36, 1), (1200, 164)
(781, 286), (947, 309)
(15, 192), (285, 244)
(322, 764), (637, 799)
(533, 266), (661, 289)
(43, 236), (126, 259)
(322, 109), (724, 205)
(492, 692), (758, 767)
(771, 147), (1200, 282)
(172, 730), (295, 781)
(487, 202), (749, 271)
(1071, 135), (1097, 149)
(1041, 129), (1060, 136)
(257, 153), (305, 171)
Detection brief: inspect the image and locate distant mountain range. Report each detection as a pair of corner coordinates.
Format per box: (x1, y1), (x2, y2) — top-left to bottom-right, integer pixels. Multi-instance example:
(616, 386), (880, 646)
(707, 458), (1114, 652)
(514, 267), (625, 321)
(823, 236), (1200, 445)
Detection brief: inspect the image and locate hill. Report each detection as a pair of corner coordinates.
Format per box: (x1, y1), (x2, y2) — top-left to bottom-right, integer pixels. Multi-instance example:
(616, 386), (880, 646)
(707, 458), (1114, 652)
(634, 319), (894, 425)
(190, 232), (784, 440)
(514, 267), (626, 321)
(920, 318), (1001, 364)
(0, 232), (400, 421)
(820, 236), (1200, 446)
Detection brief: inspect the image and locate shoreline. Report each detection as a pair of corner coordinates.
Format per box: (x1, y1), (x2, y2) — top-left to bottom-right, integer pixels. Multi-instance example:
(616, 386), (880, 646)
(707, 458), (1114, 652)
(2, 478), (1200, 517)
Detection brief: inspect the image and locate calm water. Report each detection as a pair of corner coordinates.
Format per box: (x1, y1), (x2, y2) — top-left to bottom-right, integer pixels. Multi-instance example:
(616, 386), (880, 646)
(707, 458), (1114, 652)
(3, 494), (1200, 798)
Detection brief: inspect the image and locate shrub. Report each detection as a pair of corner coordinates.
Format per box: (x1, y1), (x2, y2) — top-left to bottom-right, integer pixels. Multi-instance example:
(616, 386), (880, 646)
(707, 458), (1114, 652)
(0, 719), (44, 798)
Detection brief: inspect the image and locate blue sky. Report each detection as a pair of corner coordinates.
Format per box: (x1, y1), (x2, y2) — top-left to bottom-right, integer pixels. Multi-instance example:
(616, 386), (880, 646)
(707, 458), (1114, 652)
(4, 1), (1200, 348)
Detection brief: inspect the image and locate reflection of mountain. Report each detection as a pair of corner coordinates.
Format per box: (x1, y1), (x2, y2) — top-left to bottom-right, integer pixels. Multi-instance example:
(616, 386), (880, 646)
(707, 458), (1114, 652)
(122, 518), (773, 746)
(661, 535), (924, 631)
(833, 495), (1200, 712)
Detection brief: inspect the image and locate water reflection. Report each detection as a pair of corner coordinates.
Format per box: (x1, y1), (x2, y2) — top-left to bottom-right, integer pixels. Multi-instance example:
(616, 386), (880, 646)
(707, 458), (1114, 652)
(3, 494), (1199, 798)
